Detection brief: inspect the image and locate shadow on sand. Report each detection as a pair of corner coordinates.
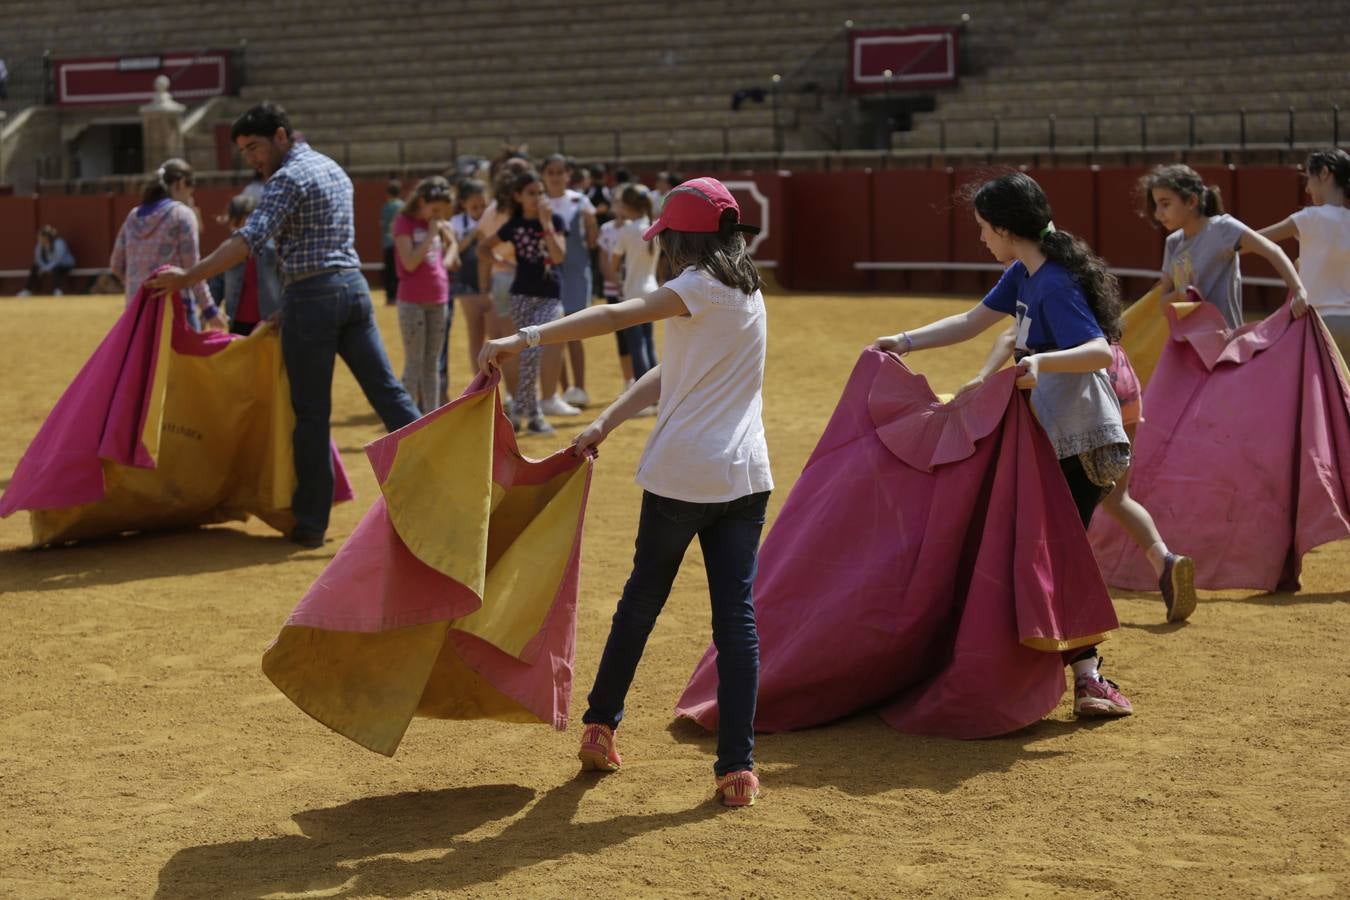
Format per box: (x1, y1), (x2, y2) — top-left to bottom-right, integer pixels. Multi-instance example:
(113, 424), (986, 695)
(0, 525), (325, 593)
(155, 778), (721, 899)
(667, 711), (1108, 797)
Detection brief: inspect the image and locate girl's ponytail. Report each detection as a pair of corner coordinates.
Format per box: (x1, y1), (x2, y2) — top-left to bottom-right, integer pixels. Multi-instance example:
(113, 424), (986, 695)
(1137, 164), (1217, 227)
(1039, 228), (1123, 343)
(1202, 185), (1224, 217)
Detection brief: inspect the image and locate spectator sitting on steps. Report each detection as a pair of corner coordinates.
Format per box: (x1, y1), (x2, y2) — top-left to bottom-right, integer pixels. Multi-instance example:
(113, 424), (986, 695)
(20, 226), (75, 296)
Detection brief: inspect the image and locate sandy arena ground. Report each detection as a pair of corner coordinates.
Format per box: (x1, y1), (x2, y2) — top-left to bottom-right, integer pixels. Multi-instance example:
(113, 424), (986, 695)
(1, 291), (1347, 899)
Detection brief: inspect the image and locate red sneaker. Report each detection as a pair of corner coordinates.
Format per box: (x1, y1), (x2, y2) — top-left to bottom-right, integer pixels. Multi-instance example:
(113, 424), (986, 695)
(714, 770), (760, 807)
(577, 723), (622, 772)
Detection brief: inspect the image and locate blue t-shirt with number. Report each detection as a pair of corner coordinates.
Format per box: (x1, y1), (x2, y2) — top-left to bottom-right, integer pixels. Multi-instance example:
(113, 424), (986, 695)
(980, 260), (1103, 356)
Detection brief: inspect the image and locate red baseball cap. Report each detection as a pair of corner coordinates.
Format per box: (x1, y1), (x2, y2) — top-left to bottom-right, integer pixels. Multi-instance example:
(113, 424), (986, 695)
(642, 177), (761, 241)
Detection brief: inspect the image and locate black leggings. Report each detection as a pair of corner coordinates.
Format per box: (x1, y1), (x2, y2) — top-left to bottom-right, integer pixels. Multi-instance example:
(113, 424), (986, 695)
(1059, 454), (1105, 666)
(1058, 454), (1106, 529)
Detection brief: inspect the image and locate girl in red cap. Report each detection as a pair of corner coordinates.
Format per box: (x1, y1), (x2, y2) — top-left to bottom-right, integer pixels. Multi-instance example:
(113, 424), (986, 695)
(478, 177), (772, 806)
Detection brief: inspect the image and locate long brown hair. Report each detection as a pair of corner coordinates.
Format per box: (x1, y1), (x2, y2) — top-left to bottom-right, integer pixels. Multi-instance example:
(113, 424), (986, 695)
(971, 171), (1122, 343)
(658, 208), (762, 295)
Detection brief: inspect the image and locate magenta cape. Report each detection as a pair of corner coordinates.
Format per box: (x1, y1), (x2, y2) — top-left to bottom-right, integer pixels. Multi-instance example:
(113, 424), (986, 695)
(261, 372), (594, 756)
(676, 348), (1118, 739)
(1090, 302), (1350, 593)
(0, 277), (352, 544)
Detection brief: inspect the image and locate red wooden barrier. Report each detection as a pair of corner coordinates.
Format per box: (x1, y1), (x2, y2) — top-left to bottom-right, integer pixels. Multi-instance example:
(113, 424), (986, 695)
(36, 194), (115, 272)
(1233, 166), (1305, 308)
(0, 197), (39, 270)
(779, 170), (872, 291)
(1, 166), (1313, 304)
(871, 168), (952, 293)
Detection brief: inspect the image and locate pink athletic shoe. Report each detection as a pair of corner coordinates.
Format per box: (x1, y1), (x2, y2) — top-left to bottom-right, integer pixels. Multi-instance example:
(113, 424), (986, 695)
(1074, 669), (1133, 717)
(577, 723), (622, 772)
(714, 770), (760, 807)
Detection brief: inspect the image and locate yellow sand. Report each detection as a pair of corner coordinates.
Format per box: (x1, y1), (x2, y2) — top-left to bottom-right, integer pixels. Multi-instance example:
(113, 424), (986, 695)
(1, 293), (1346, 899)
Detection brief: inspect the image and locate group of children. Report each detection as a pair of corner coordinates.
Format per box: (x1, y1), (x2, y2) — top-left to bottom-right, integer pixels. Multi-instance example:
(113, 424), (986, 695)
(471, 149), (1348, 807)
(377, 155), (675, 426)
(41, 141), (1349, 807)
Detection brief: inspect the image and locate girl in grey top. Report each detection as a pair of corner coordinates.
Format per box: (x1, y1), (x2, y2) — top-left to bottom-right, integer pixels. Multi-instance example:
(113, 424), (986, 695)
(1138, 164), (1306, 328)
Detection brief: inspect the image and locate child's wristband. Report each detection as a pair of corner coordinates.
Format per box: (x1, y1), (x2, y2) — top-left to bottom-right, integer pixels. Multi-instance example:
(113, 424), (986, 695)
(203, 303), (220, 320)
(901, 332), (913, 354)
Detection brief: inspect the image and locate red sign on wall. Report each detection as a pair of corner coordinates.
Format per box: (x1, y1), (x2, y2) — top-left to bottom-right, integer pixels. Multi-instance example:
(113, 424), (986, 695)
(54, 51), (234, 106)
(848, 27), (960, 94)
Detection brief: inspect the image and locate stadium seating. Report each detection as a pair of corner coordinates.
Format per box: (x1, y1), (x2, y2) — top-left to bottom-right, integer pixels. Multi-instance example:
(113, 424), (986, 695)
(1, 0), (1345, 175)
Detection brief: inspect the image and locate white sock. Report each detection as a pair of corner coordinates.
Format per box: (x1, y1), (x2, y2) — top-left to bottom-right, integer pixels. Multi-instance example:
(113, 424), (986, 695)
(1071, 655), (1100, 681)
(1145, 541), (1168, 577)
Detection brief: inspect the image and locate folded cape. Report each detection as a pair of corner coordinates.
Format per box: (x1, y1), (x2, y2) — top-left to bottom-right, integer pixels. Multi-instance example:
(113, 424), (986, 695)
(261, 371), (593, 756)
(676, 348), (1118, 739)
(1090, 302), (1350, 592)
(0, 276), (352, 545)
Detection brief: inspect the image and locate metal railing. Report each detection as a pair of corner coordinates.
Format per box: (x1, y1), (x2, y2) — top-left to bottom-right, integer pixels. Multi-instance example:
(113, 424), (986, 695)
(919, 105), (1342, 154)
(319, 123), (761, 171)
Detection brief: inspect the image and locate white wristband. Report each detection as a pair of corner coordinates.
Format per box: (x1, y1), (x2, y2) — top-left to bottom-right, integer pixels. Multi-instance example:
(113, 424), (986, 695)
(520, 325), (542, 348)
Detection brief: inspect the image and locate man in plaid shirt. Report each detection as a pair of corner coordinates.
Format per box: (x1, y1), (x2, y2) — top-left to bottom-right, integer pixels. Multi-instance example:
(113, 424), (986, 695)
(148, 103), (420, 548)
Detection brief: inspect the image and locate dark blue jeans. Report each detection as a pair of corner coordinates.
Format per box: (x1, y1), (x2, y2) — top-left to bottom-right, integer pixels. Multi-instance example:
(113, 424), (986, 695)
(583, 489), (770, 776)
(281, 269), (420, 535)
(622, 322), (657, 380)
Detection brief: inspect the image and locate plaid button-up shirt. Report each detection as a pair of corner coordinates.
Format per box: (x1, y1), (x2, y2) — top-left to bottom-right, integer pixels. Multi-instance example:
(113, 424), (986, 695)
(238, 142), (360, 279)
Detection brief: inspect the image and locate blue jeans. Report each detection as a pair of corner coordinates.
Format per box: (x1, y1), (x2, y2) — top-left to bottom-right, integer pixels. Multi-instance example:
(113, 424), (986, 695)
(623, 322), (657, 380)
(583, 489), (770, 776)
(281, 270), (420, 535)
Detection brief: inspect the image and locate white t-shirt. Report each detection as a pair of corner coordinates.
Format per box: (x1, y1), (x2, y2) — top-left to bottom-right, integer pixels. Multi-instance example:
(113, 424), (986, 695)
(635, 267), (773, 503)
(543, 189), (595, 230)
(450, 211), (478, 242)
(597, 220), (621, 295)
(614, 218), (659, 299)
(1292, 204), (1350, 314)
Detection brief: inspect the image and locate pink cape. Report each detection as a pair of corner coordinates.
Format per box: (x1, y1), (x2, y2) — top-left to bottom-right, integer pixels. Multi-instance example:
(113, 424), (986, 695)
(0, 276), (352, 541)
(1090, 302), (1350, 592)
(261, 372), (594, 756)
(676, 348), (1118, 739)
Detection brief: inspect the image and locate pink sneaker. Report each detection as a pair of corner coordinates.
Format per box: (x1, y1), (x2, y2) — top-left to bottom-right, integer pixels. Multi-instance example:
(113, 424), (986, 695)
(714, 770), (760, 807)
(1074, 668), (1133, 717)
(577, 723), (622, 772)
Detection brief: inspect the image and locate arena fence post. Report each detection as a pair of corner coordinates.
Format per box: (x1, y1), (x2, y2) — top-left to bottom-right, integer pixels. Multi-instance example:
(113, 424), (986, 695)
(1048, 114), (1056, 152)
(771, 74), (783, 155)
(1139, 113), (1147, 150)
(1092, 114), (1100, 151)
(1334, 105), (1340, 146)
(1287, 107), (1295, 149)
(1239, 108), (1247, 149)
(1188, 110), (1196, 148)
(992, 116), (1000, 152)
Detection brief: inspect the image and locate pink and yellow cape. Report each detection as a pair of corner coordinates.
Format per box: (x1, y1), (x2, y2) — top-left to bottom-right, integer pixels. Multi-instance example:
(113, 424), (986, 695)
(262, 372), (594, 755)
(0, 276), (352, 545)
